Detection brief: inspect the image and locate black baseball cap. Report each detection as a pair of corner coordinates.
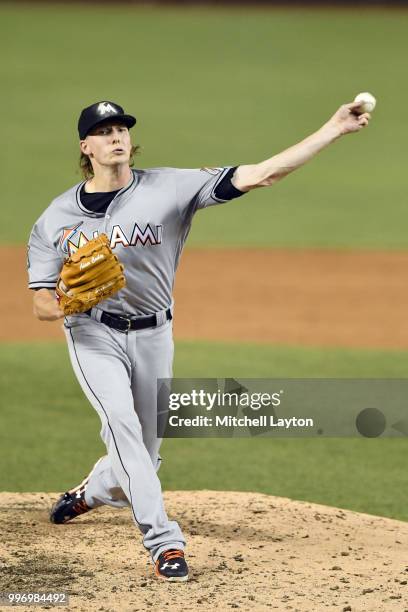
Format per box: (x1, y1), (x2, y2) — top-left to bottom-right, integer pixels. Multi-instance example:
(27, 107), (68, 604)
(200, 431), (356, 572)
(78, 101), (137, 139)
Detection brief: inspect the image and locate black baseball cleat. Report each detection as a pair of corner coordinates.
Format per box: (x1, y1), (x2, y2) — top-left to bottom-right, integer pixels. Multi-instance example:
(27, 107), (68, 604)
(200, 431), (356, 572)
(155, 549), (189, 582)
(50, 478), (92, 524)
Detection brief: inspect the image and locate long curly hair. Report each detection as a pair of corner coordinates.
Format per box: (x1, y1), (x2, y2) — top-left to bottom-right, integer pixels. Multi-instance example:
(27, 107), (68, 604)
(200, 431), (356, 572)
(79, 144), (141, 180)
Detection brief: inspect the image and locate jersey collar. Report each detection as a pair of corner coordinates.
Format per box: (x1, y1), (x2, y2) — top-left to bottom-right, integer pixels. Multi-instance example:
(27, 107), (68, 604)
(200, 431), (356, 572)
(75, 169), (138, 216)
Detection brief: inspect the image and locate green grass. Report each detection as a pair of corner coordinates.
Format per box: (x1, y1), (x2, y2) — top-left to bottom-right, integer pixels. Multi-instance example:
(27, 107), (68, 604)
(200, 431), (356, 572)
(1, 4), (407, 247)
(1, 340), (407, 520)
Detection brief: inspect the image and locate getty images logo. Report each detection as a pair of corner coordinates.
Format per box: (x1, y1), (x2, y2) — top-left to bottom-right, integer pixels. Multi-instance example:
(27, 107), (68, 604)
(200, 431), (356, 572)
(97, 102), (118, 115)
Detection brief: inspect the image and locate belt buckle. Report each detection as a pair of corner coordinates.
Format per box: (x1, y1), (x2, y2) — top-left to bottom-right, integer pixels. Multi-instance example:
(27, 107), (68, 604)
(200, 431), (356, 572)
(118, 315), (132, 333)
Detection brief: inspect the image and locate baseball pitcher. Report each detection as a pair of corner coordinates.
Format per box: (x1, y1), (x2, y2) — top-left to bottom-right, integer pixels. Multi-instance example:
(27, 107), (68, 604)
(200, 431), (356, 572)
(27, 99), (371, 581)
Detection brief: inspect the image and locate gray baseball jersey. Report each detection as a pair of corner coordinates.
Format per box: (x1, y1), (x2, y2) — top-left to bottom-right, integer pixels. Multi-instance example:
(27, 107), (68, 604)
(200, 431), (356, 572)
(28, 166), (237, 312)
(28, 165), (245, 563)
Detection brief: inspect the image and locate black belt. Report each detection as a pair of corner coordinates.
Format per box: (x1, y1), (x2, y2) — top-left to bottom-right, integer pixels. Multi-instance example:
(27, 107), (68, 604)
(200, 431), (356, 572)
(85, 308), (172, 333)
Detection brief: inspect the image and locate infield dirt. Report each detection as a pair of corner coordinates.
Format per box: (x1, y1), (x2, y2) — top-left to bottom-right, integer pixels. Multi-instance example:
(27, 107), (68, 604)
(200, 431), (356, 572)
(1, 491), (408, 612)
(4, 246), (408, 348)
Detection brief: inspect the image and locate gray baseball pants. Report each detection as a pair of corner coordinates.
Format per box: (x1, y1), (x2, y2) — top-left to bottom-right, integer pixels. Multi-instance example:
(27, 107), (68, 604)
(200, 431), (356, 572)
(64, 314), (185, 563)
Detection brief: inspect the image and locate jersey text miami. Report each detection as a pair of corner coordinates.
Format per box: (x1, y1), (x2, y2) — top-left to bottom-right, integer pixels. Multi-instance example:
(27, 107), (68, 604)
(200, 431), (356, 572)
(28, 167), (240, 315)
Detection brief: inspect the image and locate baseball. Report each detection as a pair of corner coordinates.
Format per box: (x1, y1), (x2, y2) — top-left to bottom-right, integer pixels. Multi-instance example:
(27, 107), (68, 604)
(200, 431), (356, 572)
(354, 92), (377, 113)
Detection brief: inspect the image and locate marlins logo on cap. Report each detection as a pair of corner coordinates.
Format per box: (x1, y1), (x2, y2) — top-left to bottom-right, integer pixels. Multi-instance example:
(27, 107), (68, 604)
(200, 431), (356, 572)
(97, 102), (119, 116)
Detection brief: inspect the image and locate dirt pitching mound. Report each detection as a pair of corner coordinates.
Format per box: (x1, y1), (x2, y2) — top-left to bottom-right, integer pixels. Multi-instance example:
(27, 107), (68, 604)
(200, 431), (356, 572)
(1, 492), (407, 611)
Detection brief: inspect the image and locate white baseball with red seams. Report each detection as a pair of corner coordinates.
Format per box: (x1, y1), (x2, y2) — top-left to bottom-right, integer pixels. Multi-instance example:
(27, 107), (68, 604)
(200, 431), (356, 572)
(354, 92), (377, 113)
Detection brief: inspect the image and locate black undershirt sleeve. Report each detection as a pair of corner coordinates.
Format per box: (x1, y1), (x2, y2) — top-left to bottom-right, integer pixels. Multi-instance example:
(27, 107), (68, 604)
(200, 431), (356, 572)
(213, 166), (247, 201)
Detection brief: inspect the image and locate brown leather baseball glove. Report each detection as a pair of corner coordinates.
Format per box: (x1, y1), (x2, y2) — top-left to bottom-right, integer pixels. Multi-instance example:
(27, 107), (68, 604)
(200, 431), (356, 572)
(56, 234), (126, 315)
